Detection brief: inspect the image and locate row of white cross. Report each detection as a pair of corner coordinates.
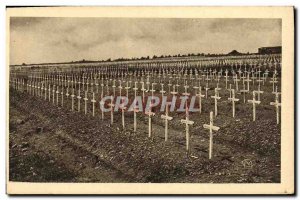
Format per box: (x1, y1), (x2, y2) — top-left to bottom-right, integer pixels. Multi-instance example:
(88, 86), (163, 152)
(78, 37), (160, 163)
(24, 66), (278, 89)
(11, 53), (281, 76)
(11, 74), (281, 124)
(11, 76), (281, 159)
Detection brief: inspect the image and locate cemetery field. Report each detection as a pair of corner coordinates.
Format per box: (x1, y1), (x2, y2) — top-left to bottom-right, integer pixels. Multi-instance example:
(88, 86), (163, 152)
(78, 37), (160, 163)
(9, 83), (280, 183)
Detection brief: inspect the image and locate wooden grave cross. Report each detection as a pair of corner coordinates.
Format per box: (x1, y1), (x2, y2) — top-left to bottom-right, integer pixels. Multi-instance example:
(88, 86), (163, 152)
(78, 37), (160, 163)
(203, 112), (220, 159)
(234, 74), (240, 92)
(211, 88), (221, 116)
(140, 81), (146, 103)
(65, 87), (70, 101)
(240, 83), (249, 103)
(196, 86), (205, 114)
(183, 83), (190, 96)
(99, 100), (105, 120)
(270, 92), (281, 124)
(133, 106), (139, 132)
(120, 100), (127, 130)
(150, 82), (157, 98)
(205, 82), (210, 98)
(161, 104), (173, 141)
(160, 83), (166, 98)
(77, 89), (82, 112)
(247, 91), (261, 121)
(269, 75), (278, 93)
(225, 70), (229, 89)
(228, 89), (239, 118)
(71, 88), (75, 111)
(52, 85), (56, 104)
(90, 79), (94, 93)
(61, 86), (64, 107)
(48, 84), (51, 102)
(106, 79), (109, 95)
(108, 99), (115, 124)
(112, 79), (116, 97)
(167, 80), (172, 93)
(180, 102), (194, 153)
(145, 106), (155, 138)
(133, 81), (139, 98)
(125, 81), (131, 98)
(44, 83), (47, 100)
(193, 85), (199, 96)
(170, 85), (178, 98)
(83, 91), (89, 115)
(254, 85), (264, 101)
(91, 92), (96, 117)
(245, 74), (252, 91)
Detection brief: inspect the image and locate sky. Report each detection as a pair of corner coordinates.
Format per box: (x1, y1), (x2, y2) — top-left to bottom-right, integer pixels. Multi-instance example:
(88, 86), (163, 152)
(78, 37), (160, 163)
(10, 17), (281, 65)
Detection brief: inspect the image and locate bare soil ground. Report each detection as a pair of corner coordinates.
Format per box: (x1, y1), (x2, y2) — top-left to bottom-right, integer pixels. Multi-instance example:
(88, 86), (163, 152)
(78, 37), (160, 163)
(9, 80), (280, 183)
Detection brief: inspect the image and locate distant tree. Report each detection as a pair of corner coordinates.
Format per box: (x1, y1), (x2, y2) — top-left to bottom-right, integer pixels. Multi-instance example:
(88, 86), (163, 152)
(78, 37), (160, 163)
(22, 63), (26, 66)
(106, 58), (111, 62)
(152, 55), (157, 59)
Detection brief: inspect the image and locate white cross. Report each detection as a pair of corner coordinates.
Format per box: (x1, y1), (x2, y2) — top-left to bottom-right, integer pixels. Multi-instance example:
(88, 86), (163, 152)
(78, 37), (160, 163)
(254, 85), (264, 101)
(112, 79), (116, 97)
(270, 92), (281, 124)
(234, 74), (240, 91)
(83, 91), (88, 115)
(52, 85), (56, 104)
(247, 91), (261, 121)
(228, 89), (239, 118)
(108, 99), (115, 124)
(224, 70), (229, 89)
(203, 111), (220, 159)
(193, 85), (199, 96)
(133, 81), (138, 98)
(170, 85), (178, 97)
(161, 104), (173, 141)
(120, 102), (127, 130)
(239, 83), (249, 103)
(133, 106), (139, 132)
(125, 81), (131, 98)
(167, 81), (172, 93)
(205, 83), (210, 98)
(77, 89), (82, 112)
(160, 83), (166, 98)
(145, 108), (155, 138)
(56, 86), (59, 105)
(180, 103), (194, 153)
(99, 100), (105, 120)
(196, 86), (205, 114)
(270, 75), (278, 93)
(215, 83), (221, 92)
(245, 74), (252, 91)
(150, 82), (157, 97)
(91, 92), (97, 117)
(71, 88), (75, 111)
(183, 84), (190, 96)
(211, 88), (221, 116)
(61, 86), (64, 107)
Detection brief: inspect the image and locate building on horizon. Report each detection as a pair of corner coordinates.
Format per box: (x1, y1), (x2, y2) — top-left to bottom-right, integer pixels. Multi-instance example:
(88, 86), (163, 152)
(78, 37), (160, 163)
(258, 46), (282, 54)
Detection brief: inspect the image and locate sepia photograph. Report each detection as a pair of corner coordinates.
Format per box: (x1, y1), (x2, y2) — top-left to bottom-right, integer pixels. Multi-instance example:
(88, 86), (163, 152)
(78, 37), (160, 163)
(6, 6), (294, 194)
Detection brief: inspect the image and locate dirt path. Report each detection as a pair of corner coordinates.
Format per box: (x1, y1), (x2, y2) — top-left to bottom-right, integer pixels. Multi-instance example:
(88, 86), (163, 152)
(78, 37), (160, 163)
(9, 101), (133, 182)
